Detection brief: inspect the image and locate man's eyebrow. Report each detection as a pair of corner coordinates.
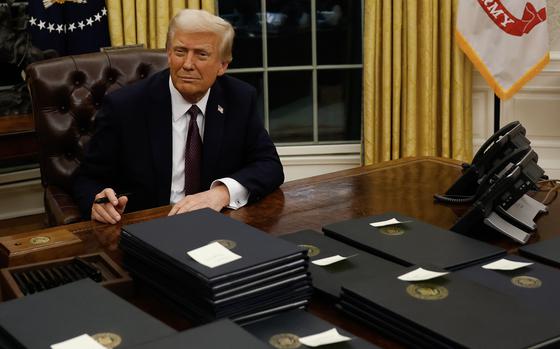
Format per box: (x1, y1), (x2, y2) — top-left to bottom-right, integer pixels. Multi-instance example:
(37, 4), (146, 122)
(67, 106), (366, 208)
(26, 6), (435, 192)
(172, 46), (214, 55)
(194, 44), (214, 51)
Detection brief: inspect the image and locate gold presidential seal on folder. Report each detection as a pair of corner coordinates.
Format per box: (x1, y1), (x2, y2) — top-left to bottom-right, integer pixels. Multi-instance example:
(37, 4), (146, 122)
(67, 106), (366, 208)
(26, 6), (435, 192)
(406, 283), (449, 300)
(298, 244), (320, 257)
(29, 236), (51, 245)
(92, 332), (122, 348)
(269, 333), (301, 349)
(211, 239), (237, 250)
(511, 275), (542, 288)
(379, 226), (405, 236)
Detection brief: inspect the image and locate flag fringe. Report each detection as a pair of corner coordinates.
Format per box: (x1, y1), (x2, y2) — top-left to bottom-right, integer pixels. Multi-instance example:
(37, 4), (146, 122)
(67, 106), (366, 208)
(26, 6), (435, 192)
(455, 30), (549, 100)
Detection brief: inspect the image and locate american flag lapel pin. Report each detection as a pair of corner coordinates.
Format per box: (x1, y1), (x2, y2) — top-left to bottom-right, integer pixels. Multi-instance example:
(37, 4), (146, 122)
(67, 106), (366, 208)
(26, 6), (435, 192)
(217, 105), (224, 114)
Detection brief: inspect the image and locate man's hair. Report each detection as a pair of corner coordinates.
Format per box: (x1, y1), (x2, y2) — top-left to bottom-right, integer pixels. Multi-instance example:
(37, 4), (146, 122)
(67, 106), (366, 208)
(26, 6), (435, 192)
(166, 9), (234, 63)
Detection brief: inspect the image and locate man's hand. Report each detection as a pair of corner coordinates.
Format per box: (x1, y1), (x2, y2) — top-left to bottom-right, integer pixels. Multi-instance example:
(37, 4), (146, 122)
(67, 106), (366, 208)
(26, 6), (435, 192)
(91, 188), (128, 224)
(169, 184), (230, 216)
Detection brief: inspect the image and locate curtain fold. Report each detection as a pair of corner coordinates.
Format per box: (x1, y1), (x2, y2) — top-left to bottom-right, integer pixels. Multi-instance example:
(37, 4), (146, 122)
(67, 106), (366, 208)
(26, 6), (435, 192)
(106, 0), (216, 49)
(363, 0), (472, 165)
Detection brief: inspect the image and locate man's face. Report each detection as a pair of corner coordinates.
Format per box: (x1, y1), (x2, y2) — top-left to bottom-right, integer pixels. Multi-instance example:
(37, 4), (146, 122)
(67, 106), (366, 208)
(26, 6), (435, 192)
(167, 30), (228, 103)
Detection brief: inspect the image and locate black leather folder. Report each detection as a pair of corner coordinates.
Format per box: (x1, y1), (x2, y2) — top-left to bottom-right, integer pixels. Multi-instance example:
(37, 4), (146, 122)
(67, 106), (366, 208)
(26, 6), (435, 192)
(337, 299), (444, 349)
(142, 275), (310, 324)
(232, 300), (308, 325)
(123, 250), (309, 302)
(244, 309), (380, 348)
(135, 269), (312, 320)
(341, 272), (560, 348)
(456, 255), (560, 312)
(121, 208), (307, 283)
(519, 236), (560, 267)
(280, 230), (403, 297)
(323, 212), (505, 270)
(130, 319), (269, 349)
(120, 209), (312, 323)
(0, 279), (175, 349)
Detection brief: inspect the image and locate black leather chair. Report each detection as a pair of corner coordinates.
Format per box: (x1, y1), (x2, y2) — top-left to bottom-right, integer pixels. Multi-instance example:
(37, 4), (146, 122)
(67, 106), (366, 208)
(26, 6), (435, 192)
(26, 49), (168, 226)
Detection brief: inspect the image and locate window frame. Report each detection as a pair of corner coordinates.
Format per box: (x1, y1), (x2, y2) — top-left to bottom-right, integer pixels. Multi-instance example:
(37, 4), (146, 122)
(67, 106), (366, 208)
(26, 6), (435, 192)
(218, 0), (364, 146)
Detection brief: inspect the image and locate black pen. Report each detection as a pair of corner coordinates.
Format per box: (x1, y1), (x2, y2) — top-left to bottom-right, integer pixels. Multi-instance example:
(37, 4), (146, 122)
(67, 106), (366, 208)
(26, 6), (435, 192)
(27, 270), (45, 292)
(44, 268), (60, 287)
(60, 264), (79, 282)
(94, 192), (132, 204)
(74, 257), (103, 282)
(52, 266), (70, 284)
(12, 272), (29, 295)
(19, 272), (36, 294)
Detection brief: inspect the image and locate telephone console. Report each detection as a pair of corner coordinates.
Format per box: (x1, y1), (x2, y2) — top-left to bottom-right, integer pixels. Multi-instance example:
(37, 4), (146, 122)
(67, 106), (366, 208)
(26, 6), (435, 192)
(436, 122), (546, 244)
(436, 121), (531, 204)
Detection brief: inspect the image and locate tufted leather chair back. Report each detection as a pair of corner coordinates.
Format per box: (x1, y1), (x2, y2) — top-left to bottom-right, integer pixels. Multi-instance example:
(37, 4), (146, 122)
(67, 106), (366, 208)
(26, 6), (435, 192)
(26, 49), (168, 226)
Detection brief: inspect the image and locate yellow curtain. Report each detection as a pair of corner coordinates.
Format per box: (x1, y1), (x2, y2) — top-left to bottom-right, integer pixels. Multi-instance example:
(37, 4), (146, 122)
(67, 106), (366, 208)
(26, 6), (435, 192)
(106, 0), (216, 49)
(363, 0), (472, 165)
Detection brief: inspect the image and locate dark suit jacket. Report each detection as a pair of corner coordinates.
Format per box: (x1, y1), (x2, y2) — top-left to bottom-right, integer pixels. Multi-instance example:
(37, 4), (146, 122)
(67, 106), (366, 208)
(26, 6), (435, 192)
(73, 69), (284, 218)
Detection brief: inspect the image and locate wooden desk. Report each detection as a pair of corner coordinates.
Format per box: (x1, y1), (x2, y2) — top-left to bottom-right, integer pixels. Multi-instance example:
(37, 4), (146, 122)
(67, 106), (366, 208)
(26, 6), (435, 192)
(3, 157), (559, 348)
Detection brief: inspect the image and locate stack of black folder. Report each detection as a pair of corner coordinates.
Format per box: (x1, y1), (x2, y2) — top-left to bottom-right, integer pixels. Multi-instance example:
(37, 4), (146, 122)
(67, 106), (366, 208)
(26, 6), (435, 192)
(119, 208), (312, 323)
(244, 309), (381, 348)
(323, 212), (506, 270)
(281, 229), (403, 298)
(456, 254), (560, 313)
(339, 271), (560, 348)
(0, 278), (176, 349)
(519, 235), (560, 267)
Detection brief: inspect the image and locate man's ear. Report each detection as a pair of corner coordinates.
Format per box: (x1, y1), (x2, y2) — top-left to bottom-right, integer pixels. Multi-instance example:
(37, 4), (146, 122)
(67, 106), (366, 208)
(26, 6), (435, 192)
(217, 61), (229, 76)
(166, 48), (173, 66)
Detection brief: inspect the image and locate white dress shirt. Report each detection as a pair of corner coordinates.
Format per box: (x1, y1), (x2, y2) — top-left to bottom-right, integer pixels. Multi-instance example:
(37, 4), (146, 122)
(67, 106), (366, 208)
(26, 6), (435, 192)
(168, 78), (249, 209)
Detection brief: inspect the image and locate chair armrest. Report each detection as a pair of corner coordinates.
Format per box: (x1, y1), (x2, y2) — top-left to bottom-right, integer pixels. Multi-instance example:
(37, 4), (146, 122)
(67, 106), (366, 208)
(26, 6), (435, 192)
(44, 186), (83, 226)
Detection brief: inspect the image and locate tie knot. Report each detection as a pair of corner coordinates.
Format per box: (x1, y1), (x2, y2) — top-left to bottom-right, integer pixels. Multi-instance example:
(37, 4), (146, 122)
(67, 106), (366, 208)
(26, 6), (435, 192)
(187, 105), (200, 120)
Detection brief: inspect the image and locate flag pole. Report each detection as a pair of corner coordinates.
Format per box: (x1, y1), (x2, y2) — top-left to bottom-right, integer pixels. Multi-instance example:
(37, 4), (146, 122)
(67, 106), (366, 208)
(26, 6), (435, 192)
(493, 94), (501, 133)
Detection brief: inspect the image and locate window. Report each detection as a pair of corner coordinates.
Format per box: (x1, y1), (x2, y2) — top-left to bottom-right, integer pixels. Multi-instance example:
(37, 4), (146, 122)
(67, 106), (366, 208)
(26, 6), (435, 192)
(218, 0), (362, 145)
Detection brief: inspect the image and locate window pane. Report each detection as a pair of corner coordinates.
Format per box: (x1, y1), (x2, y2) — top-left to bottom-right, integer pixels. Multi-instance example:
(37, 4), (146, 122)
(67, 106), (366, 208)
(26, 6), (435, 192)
(227, 72), (265, 122)
(269, 71), (313, 142)
(318, 69), (361, 141)
(266, 0), (312, 67)
(317, 0), (362, 65)
(219, 0), (263, 69)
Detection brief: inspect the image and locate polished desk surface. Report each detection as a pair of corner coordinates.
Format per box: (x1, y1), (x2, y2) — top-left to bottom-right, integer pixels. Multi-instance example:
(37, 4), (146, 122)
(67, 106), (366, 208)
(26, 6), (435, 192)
(6, 157), (560, 348)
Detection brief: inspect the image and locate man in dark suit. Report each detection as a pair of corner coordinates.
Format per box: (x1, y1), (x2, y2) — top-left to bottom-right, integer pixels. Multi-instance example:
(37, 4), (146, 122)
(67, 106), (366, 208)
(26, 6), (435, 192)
(73, 9), (284, 224)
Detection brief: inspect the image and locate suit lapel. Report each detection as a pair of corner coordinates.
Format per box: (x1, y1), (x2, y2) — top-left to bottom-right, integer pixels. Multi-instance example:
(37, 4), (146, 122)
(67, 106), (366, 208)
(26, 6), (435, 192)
(202, 79), (225, 189)
(146, 70), (172, 204)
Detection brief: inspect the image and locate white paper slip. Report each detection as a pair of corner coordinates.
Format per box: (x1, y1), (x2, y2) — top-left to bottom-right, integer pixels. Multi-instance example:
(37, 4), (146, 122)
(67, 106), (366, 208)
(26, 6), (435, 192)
(312, 254), (357, 266)
(398, 267), (449, 281)
(298, 328), (352, 347)
(187, 241), (242, 268)
(482, 258), (533, 271)
(51, 334), (106, 349)
(369, 218), (411, 228)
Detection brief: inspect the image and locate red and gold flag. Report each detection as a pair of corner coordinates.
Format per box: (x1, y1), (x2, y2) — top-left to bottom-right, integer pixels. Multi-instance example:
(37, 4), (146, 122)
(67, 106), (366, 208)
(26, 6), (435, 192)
(456, 0), (549, 100)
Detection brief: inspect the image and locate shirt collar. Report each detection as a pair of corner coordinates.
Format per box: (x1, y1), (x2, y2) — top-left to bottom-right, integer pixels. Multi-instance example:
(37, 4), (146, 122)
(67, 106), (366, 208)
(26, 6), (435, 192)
(169, 77), (211, 122)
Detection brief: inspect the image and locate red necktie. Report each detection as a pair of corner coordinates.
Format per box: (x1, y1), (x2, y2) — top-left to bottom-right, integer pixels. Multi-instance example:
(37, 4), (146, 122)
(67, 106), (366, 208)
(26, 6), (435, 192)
(184, 105), (202, 195)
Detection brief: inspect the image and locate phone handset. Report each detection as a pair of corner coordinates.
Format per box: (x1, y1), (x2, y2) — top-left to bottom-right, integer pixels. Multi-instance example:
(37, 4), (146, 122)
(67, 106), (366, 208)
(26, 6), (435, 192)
(470, 121), (527, 172)
(435, 121), (531, 204)
(451, 149), (545, 243)
(451, 163), (521, 237)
